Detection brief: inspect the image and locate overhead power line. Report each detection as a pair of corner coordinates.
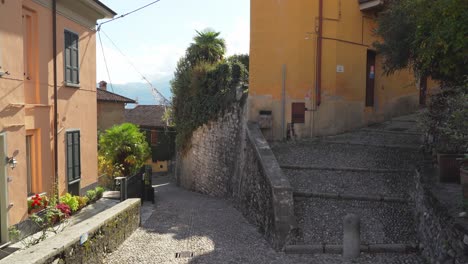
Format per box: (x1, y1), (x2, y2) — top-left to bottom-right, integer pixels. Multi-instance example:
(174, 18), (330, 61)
(97, 0), (162, 30)
(99, 29), (171, 105)
(97, 30), (114, 93)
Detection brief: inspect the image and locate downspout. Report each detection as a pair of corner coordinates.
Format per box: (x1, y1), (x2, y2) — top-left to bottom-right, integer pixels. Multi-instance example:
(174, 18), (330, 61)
(315, 0), (323, 106)
(52, 0), (59, 199)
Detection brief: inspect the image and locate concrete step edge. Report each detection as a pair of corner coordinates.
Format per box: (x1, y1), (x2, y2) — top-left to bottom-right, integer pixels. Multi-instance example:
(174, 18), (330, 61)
(361, 128), (422, 136)
(319, 140), (420, 150)
(281, 165), (414, 173)
(293, 191), (409, 204)
(284, 243), (419, 254)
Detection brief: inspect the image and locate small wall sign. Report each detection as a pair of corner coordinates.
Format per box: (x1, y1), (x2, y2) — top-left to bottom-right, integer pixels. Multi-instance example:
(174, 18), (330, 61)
(80, 233), (89, 245)
(336, 65), (345, 73)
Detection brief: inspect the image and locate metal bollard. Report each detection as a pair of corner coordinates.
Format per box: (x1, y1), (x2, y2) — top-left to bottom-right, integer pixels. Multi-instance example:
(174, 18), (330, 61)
(115, 177), (127, 202)
(343, 213), (360, 260)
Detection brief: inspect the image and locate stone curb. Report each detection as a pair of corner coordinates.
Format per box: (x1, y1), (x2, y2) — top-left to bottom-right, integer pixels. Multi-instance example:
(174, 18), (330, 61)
(293, 191), (409, 204)
(361, 128), (422, 136)
(281, 165), (414, 174)
(284, 244), (419, 254)
(320, 141), (420, 150)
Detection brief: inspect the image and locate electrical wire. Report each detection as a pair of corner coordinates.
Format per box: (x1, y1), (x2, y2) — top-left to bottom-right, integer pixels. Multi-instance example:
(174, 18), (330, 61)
(97, 0), (162, 30)
(97, 30), (115, 93)
(99, 29), (170, 105)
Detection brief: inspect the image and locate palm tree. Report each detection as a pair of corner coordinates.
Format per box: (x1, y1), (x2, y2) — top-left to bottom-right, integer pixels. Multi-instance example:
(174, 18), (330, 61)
(187, 29), (226, 65)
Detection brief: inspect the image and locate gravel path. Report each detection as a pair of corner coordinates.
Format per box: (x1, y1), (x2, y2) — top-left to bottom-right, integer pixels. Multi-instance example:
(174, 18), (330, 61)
(104, 176), (425, 264)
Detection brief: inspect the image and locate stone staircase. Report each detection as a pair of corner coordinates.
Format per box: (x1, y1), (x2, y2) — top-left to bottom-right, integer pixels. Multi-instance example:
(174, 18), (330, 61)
(272, 114), (426, 258)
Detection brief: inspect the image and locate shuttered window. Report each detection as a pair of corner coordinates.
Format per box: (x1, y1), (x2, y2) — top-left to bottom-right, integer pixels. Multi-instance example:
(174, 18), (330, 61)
(64, 30), (79, 85)
(66, 131), (81, 183)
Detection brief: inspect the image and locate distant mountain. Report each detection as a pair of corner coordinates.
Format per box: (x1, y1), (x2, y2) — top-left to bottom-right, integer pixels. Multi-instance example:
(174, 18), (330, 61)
(102, 76), (173, 108)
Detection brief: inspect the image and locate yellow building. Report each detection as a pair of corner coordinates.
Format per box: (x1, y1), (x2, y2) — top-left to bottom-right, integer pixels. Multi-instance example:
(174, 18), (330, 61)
(249, 0), (436, 140)
(0, 0), (115, 241)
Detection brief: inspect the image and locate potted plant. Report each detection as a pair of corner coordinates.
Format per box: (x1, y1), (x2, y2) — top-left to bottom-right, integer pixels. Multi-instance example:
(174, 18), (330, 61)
(27, 194), (48, 214)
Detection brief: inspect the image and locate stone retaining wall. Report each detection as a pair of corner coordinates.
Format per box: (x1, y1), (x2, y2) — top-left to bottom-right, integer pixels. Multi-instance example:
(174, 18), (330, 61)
(4, 199), (141, 264)
(176, 103), (296, 249)
(413, 169), (468, 264)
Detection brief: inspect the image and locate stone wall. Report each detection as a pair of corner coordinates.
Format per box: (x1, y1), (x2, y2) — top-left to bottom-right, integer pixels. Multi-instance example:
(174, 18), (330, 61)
(176, 105), (244, 197)
(413, 169), (468, 264)
(6, 199), (141, 264)
(176, 103), (296, 249)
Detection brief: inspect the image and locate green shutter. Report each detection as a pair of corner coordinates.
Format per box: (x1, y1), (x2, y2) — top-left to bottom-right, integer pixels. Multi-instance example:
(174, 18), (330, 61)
(64, 30), (79, 84)
(66, 131), (81, 182)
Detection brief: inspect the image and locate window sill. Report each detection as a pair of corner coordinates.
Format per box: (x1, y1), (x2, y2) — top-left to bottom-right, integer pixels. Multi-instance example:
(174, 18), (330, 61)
(65, 83), (80, 88)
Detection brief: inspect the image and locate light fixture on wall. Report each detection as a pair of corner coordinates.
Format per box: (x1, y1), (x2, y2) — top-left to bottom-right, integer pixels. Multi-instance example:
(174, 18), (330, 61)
(6, 156), (17, 169)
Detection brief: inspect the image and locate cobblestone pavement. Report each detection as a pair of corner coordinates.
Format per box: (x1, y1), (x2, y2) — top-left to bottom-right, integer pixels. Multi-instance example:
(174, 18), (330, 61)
(285, 169), (413, 198)
(272, 113), (427, 262)
(104, 175), (426, 264)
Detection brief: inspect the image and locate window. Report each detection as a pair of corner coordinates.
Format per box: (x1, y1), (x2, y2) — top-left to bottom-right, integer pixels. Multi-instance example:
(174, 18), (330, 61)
(26, 135), (33, 195)
(64, 30), (79, 85)
(66, 131), (81, 195)
(151, 130), (158, 146)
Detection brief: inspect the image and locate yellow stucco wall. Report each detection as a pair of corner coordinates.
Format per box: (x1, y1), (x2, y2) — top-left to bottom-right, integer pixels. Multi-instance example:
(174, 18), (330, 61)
(249, 0), (437, 140)
(0, 0), (105, 225)
(146, 159), (168, 173)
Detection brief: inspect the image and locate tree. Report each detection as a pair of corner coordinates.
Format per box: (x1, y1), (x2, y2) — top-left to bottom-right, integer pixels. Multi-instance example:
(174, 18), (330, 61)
(374, 0), (468, 85)
(98, 123), (150, 177)
(186, 29), (226, 65)
(170, 30), (248, 151)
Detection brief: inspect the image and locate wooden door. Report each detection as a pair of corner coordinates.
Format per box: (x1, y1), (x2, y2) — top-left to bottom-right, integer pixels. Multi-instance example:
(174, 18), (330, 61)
(365, 50), (376, 107)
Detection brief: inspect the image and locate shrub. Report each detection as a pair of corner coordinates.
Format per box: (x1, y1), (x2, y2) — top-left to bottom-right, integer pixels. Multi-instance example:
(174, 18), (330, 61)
(77, 196), (89, 209)
(86, 190), (97, 202)
(95, 187), (104, 199)
(59, 193), (79, 212)
(55, 203), (71, 218)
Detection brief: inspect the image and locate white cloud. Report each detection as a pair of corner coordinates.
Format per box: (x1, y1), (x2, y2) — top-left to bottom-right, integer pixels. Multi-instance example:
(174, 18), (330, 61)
(225, 17), (250, 55)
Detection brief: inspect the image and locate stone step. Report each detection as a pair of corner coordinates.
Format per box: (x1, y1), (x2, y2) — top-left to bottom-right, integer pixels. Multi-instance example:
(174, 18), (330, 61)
(285, 169), (414, 198)
(272, 142), (420, 170)
(292, 197), (418, 245)
(365, 119), (422, 134)
(294, 192), (409, 204)
(321, 130), (422, 148)
(284, 243), (419, 254)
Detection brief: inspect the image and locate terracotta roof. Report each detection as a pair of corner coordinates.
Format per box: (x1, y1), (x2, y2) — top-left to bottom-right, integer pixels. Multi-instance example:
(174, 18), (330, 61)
(124, 105), (167, 128)
(97, 88), (136, 103)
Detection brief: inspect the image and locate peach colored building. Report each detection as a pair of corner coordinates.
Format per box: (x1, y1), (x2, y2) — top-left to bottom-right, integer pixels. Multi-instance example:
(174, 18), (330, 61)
(0, 0), (115, 243)
(249, 0), (438, 140)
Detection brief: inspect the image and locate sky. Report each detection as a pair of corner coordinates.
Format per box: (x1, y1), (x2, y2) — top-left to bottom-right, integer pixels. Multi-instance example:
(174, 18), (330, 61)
(96, 0), (250, 105)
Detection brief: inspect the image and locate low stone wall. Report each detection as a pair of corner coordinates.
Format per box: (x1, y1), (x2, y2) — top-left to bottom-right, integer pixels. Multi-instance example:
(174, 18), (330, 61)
(413, 169), (468, 263)
(5, 199), (141, 264)
(233, 122), (296, 249)
(176, 103), (296, 249)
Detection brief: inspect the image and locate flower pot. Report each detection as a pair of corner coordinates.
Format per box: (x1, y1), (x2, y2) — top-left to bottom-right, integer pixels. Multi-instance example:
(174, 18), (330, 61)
(28, 206), (45, 215)
(437, 153), (464, 183)
(461, 167), (468, 199)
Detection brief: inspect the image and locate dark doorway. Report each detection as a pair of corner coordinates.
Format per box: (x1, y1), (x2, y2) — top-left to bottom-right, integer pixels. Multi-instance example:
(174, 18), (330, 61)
(420, 76), (427, 106)
(365, 50), (376, 107)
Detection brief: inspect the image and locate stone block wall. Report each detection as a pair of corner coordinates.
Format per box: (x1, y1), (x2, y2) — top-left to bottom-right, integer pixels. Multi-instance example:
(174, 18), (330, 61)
(6, 199), (141, 264)
(176, 103), (296, 249)
(413, 169), (468, 264)
(176, 105), (243, 197)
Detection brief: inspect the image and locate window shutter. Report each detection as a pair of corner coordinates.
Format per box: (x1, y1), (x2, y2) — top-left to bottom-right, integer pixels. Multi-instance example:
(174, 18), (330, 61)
(64, 31), (79, 84)
(66, 131), (81, 182)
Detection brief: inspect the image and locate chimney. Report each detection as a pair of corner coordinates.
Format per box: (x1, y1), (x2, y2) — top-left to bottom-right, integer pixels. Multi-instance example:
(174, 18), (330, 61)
(98, 81), (107, 91)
